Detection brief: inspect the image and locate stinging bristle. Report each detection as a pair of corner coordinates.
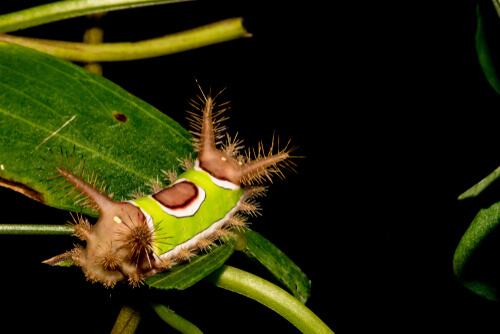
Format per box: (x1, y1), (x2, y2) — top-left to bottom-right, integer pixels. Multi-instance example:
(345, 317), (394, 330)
(197, 237), (216, 252)
(128, 272), (145, 288)
(161, 169), (178, 184)
(178, 156), (195, 171)
(238, 200), (261, 217)
(245, 186), (268, 199)
(159, 257), (172, 269)
(149, 175), (163, 193)
(159, 156), (194, 185)
(67, 212), (92, 241)
(221, 133), (244, 157)
(70, 244), (85, 267)
(177, 247), (195, 261)
(99, 245), (120, 271)
(104, 280), (117, 289)
(128, 188), (146, 199)
(214, 227), (232, 243)
(84, 269), (100, 284)
(121, 219), (157, 265)
(227, 214), (250, 232)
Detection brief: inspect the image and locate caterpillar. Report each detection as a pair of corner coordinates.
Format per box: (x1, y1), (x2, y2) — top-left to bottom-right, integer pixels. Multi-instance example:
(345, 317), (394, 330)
(42, 88), (294, 288)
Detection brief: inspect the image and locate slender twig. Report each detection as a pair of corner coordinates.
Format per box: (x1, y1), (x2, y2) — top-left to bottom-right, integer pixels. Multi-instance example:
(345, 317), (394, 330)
(0, 0), (192, 33)
(0, 18), (250, 62)
(206, 265), (334, 334)
(110, 304), (141, 334)
(0, 224), (73, 235)
(150, 303), (203, 334)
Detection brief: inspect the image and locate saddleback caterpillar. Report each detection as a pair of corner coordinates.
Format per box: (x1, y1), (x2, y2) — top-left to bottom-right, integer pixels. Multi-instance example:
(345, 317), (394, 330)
(42, 88), (295, 288)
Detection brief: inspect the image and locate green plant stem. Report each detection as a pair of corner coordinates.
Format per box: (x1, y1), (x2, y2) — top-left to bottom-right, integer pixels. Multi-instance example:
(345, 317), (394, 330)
(0, 224), (73, 235)
(150, 303), (202, 334)
(111, 304), (141, 334)
(206, 265), (334, 334)
(0, 18), (250, 62)
(457, 164), (500, 199)
(0, 0), (191, 33)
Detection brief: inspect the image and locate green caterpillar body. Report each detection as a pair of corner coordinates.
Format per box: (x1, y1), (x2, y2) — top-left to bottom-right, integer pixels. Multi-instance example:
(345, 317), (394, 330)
(131, 167), (244, 259)
(43, 90), (292, 288)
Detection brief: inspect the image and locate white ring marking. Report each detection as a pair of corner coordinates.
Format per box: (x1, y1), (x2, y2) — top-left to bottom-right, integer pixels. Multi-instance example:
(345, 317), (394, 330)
(151, 178), (206, 218)
(194, 159), (240, 190)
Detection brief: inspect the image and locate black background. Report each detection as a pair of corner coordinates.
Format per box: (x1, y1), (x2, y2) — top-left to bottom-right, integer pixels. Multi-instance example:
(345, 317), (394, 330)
(1, 1), (500, 333)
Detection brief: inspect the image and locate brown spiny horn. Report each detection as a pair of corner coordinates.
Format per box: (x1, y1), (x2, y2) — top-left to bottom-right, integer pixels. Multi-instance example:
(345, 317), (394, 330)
(56, 167), (115, 213)
(237, 152), (289, 183)
(198, 95), (217, 157)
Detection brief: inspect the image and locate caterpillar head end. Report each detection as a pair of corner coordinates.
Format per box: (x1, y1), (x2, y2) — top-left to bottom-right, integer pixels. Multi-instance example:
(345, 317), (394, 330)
(43, 200), (160, 287)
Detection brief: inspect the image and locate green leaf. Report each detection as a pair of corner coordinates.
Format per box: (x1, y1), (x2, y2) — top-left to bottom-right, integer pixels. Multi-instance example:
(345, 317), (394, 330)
(476, 0), (500, 95)
(242, 230), (311, 304)
(453, 201), (500, 301)
(110, 304), (141, 334)
(458, 164), (500, 199)
(145, 239), (236, 290)
(0, 0), (192, 33)
(0, 42), (193, 215)
(150, 303), (203, 334)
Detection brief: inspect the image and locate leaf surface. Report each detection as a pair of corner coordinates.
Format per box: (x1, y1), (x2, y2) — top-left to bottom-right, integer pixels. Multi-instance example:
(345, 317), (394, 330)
(476, 0), (500, 95)
(242, 230), (311, 304)
(145, 240), (236, 290)
(454, 201), (500, 301)
(0, 42), (193, 215)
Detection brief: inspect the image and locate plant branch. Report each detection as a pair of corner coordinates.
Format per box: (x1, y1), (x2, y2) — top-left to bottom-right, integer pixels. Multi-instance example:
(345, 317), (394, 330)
(150, 303), (203, 334)
(0, 0), (192, 33)
(111, 304), (141, 334)
(206, 265), (334, 334)
(0, 224), (73, 235)
(0, 18), (250, 62)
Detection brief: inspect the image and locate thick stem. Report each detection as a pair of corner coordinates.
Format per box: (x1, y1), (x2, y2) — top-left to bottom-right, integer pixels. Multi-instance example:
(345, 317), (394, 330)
(206, 265), (334, 334)
(0, 224), (73, 235)
(0, 18), (250, 62)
